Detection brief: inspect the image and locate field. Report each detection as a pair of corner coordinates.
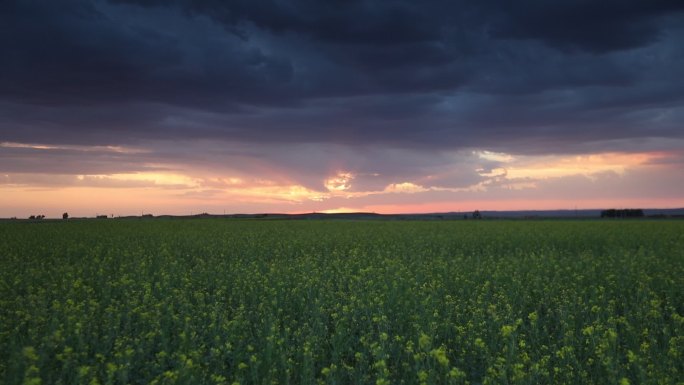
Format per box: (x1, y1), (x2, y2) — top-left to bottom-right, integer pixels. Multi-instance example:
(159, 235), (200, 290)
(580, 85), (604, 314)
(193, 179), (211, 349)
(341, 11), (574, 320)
(1, 219), (683, 385)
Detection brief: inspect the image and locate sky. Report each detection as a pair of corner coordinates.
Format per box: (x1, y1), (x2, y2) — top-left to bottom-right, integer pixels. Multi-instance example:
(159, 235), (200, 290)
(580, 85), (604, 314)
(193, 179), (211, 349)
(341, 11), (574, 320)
(1, 0), (684, 217)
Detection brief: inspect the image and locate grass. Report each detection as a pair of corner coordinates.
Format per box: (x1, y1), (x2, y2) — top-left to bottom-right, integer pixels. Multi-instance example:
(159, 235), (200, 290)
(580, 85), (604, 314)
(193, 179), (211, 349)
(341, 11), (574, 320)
(1, 219), (682, 384)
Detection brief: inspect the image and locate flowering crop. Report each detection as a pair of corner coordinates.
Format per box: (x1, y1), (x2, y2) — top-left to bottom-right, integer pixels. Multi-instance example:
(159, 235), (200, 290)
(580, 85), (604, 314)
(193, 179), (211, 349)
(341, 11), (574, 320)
(1, 219), (682, 384)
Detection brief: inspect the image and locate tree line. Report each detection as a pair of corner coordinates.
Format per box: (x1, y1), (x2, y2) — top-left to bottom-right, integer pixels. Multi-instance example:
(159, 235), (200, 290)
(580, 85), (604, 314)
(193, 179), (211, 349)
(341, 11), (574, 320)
(600, 209), (644, 218)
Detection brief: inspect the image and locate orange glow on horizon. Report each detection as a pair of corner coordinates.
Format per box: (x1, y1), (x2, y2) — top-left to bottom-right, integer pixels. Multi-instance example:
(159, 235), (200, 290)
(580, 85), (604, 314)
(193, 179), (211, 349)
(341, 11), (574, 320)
(309, 198), (684, 215)
(504, 152), (661, 180)
(3, 184), (683, 218)
(2, 150), (682, 218)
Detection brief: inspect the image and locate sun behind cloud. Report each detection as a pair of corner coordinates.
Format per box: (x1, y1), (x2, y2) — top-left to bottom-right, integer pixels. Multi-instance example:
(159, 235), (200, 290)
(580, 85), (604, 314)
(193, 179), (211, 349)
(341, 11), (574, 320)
(324, 172), (354, 192)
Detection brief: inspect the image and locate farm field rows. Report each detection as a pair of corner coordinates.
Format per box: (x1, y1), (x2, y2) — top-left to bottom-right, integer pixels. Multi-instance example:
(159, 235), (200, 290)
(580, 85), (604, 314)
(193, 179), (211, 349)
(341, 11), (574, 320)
(1, 219), (683, 385)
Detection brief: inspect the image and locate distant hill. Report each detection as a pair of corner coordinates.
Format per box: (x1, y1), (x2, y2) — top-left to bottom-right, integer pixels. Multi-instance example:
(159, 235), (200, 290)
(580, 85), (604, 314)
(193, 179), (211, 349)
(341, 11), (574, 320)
(4, 208), (684, 221)
(156, 208), (684, 220)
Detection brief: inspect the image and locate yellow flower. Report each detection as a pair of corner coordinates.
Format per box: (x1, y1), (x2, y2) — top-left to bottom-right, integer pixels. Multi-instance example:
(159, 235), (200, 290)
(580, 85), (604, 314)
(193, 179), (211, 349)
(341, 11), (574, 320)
(418, 370), (428, 381)
(430, 347), (449, 367)
(419, 333), (431, 350)
(501, 325), (516, 338)
(528, 311), (538, 323)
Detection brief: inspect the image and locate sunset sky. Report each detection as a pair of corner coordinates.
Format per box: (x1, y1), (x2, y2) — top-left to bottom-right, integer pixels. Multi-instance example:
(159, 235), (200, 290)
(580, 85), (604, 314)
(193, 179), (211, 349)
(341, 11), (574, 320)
(2, 1), (684, 217)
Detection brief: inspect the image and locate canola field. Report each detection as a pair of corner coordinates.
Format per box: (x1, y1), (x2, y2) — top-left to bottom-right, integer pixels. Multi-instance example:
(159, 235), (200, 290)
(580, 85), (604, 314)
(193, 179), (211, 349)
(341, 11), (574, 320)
(1, 219), (683, 385)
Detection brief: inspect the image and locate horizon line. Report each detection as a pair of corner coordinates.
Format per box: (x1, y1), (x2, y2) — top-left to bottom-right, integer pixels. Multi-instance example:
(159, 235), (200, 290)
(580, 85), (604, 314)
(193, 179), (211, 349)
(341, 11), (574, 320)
(4, 206), (684, 220)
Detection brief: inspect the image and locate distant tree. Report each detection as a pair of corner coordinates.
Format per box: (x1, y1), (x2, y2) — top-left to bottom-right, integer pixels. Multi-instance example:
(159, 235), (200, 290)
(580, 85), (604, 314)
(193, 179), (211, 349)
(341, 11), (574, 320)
(601, 208), (644, 218)
(96, 215), (108, 219)
(601, 209), (616, 218)
(38, 215), (45, 220)
(472, 210), (482, 220)
(629, 209), (645, 218)
(29, 215), (35, 220)
(62, 212), (69, 219)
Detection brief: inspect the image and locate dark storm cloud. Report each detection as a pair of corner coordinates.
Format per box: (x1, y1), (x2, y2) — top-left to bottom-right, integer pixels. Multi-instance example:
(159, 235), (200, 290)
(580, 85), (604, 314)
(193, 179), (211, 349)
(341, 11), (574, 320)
(112, 0), (443, 45)
(0, 0), (298, 108)
(1, 0), (683, 154)
(490, 0), (684, 53)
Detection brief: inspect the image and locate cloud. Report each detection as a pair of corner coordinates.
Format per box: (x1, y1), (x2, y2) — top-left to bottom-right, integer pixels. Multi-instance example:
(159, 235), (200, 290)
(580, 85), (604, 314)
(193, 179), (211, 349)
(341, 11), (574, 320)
(0, 173), (193, 190)
(324, 172), (354, 192)
(0, 141), (167, 174)
(1, 0), (683, 215)
(490, 0), (684, 53)
(1, 0), (683, 156)
(384, 182), (429, 194)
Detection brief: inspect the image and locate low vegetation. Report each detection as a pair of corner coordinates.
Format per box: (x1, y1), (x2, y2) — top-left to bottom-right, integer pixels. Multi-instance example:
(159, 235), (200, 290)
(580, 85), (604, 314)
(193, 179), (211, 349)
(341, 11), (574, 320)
(1, 219), (682, 384)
